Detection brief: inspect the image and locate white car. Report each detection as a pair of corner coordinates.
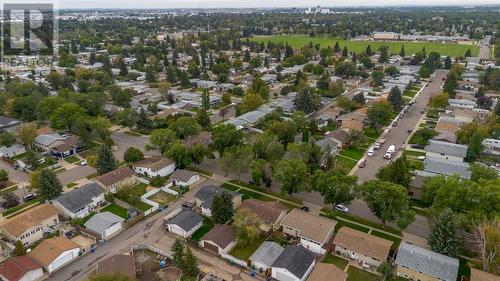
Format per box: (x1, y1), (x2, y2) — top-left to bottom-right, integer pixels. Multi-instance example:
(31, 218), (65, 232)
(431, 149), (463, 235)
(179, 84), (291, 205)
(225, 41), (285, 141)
(367, 147), (375, 157)
(335, 204), (349, 213)
(383, 152), (392, 159)
(80, 160), (88, 166)
(373, 142), (381, 150)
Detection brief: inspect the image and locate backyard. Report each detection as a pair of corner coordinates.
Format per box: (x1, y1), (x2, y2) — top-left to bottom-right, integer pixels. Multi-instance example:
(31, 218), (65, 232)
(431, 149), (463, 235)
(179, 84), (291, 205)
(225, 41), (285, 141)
(148, 191), (176, 206)
(346, 266), (378, 281)
(323, 254), (349, 270)
(101, 203), (128, 219)
(229, 235), (267, 261)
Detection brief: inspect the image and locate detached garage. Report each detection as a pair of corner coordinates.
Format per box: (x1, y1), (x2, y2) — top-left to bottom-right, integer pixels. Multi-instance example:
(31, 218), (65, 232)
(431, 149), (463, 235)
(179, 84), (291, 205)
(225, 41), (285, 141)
(85, 212), (125, 240)
(28, 236), (81, 274)
(165, 210), (203, 238)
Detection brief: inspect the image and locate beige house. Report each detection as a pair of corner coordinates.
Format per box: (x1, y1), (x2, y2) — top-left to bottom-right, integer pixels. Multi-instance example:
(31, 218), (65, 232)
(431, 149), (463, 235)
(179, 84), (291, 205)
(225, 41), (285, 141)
(280, 208), (337, 254)
(96, 166), (137, 193)
(333, 227), (392, 270)
(0, 204), (59, 245)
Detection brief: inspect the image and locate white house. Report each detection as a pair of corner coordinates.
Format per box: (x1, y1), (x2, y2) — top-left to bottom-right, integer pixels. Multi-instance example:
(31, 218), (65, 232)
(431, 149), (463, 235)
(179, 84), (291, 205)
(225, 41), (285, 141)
(52, 182), (105, 219)
(171, 169), (200, 187)
(84, 212), (125, 240)
(271, 245), (316, 281)
(132, 157), (176, 178)
(28, 236), (81, 274)
(164, 209), (203, 238)
(0, 256), (43, 281)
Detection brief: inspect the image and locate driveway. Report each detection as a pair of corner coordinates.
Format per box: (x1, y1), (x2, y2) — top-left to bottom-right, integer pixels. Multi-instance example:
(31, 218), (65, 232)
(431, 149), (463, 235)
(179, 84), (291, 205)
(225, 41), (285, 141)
(0, 160), (29, 183)
(57, 165), (97, 186)
(111, 131), (161, 161)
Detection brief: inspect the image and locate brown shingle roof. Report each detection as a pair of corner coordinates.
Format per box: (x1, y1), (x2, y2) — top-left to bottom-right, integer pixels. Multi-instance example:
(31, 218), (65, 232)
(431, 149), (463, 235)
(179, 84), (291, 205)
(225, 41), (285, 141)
(240, 199), (287, 226)
(307, 263), (348, 281)
(470, 268), (500, 281)
(326, 130), (350, 144)
(96, 166), (135, 187)
(333, 227), (392, 261)
(201, 224), (235, 248)
(28, 236), (80, 267)
(133, 157), (174, 170)
(0, 256), (41, 281)
(96, 254), (136, 278)
(0, 204), (58, 237)
(281, 209), (337, 243)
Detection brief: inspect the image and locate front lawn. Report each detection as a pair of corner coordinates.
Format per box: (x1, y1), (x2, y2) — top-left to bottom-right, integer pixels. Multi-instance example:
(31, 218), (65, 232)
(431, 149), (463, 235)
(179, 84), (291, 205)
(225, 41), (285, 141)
(333, 156), (358, 174)
(346, 266), (378, 281)
(2, 199), (41, 217)
(339, 147), (366, 160)
(322, 208), (403, 236)
(323, 254), (348, 270)
(191, 217), (214, 241)
(333, 220), (370, 233)
(407, 160), (424, 171)
(64, 155), (81, 164)
(371, 230), (401, 250)
(227, 181), (303, 205)
(101, 203), (128, 219)
(229, 235), (267, 260)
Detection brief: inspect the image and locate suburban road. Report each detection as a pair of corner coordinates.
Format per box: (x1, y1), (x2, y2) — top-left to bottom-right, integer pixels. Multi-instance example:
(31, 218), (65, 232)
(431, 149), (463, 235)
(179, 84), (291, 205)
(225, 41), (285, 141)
(479, 36), (491, 60)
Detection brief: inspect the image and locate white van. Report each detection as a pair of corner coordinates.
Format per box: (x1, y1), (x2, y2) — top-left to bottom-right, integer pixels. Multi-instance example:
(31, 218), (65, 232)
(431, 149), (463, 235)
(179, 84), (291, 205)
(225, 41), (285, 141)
(384, 145), (396, 159)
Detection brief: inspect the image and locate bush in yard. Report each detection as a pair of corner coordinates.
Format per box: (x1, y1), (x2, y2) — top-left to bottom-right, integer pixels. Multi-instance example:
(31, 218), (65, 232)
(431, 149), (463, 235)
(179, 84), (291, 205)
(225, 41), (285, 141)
(1, 192), (20, 209)
(409, 128), (439, 145)
(123, 147), (144, 163)
(0, 169), (8, 181)
(149, 176), (166, 187)
(14, 240), (26, 256)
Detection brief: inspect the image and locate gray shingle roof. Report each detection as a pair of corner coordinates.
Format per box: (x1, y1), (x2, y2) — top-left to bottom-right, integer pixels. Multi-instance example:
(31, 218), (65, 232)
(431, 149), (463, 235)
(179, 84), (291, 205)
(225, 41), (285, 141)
(84, 212), (124, 234)
(424, 156), (471, 179)
(194, 185), (241, 209)
(54, 182), (104, 213)
(395, 243), (459, 281)
(426, 140), (468, 159)
(166, 210), (203, 232)
(250, 241), (284, 267)
(272, 245), (316, 279)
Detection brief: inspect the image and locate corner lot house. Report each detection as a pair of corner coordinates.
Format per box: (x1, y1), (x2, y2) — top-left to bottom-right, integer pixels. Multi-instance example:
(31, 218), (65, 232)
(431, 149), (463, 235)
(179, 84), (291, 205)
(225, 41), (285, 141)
(96, 166), (136, 193)
(194, 185), (242, 217)
(333, 227), (392, 269)
(0, 204), (59, 245)
(171, 169), (200, 187)
(200, 224), (236, 255)
(250, 241), (284, 273)
(240, 199), (288, 233)
(84, 212), (125, 240)
(132, 157), (176, 178)
(280, 209), (337, 254)
(271, 245), (317, 281)
(28, 236), (81, 274)
(52, 182), (105, 218)
(307, 263), (348, 281)
(395, 242), (459, 281)
(165, 209), (203, 238)
(0, 256), (43, 281)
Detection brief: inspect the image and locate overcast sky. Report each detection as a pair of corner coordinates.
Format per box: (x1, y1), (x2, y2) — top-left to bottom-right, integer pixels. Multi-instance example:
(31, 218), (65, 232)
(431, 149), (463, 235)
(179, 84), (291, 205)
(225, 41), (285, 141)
(53, 0), (500, 9)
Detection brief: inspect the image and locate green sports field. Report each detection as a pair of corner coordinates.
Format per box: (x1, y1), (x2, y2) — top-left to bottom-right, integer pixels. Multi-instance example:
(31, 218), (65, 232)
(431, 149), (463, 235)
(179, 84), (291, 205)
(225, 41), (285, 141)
(250, 35), (479, 57)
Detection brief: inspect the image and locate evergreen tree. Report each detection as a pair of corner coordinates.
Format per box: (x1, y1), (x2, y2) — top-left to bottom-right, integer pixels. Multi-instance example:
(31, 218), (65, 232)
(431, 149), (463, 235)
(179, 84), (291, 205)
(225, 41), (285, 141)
(96, 145), (117, 174)
(90, 52), (96, 65)
(295, 89), (315, 114)
(464, 49), (472, 57)
(38, 169), (63, 200)
(342, 46), (348, 57)
(211, 191), (234, 224)
(444, 56), (452, 69)
(399, 45), (405, 57)
(428, 208), (459, 257)
(365, 45), (373, 56)
(378, 46), (389, 63)
(196, 108), (211, 129)
(182, 247), (199, 277)
(14, 240), (26, 256)
(171, 239), (185, 268)
(465, 132), (484, 162)
(387, 86), (403, 111)
(334, 42), (340, 52)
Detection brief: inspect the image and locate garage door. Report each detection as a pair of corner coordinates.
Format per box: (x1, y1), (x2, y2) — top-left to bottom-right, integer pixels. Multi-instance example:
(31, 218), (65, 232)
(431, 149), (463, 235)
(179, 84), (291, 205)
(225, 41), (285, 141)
(276, 271), (296, 281)
(170, 225), (185, 237)
(104, 223), (123, 239)
(52, 251), (74, 271)
(204, 241), (219, 253)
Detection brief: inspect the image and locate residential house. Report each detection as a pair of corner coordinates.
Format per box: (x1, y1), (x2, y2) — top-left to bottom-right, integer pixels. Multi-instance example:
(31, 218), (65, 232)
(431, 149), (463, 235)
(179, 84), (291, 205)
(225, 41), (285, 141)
(0, 256), (43, 281)
(239, 199), (288, 233)
(0, 144), (26, 158)
(34, 133), (83, 158)
(448, 98), (476, 110)
(271, 245), (317, 281)
(315, 138), (341, 165)
(170, 169), (200, 187)
(0, 204), (59, 245)
(339, 120), (364, 132)
(470, 268), (500, 281)
(280, 208), (337, 254)
(450, 108), (477, 123)
(165, 209), (203, 238)
(96, 254), (136, 278)
(307, 263), (348, 281)
(199, 224), (236, 255)
(28, 236), (81, 274)
(52, 182), (105, 219)
(482, 138), (500, 156)
(249, 241), (284, 273)
(194, 185), (242, 217)
(422, 155), (471, 179)
(395, 242), (459, 281)
(96, 166), (136, 193)
(425, 140), (467, 162)
(333, 227), (392, 269)
(132, 157), (176, 178)
(325, 130), (350, 148)
(0, 116), (22, 132)
(432, 132), (457, 144)
(84, 212), (125, 240)
(434, 117), (463, 134)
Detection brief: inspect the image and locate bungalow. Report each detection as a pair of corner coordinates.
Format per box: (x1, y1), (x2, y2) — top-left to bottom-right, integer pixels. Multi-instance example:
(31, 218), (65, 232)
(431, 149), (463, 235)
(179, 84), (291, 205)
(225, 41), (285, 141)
(271, 245), (317, 281)
(28, 236), (81, 274)
(194, 185), (242, 217)
(84, 212), (125, 240)
(52, 182), (105, 219)
(0, 204), (60, 245)
(470, 268), (500, 281)
(199, 224), (236, 255)
(0, 256), (43, 281)
(339, 120), (364, 132)
(395, 242), (459, 281)
(96, 254), (136, 278)
(325, 130), (350, 148)
(0, 116), (22, 132)
(239, 199), (288, 233)
(165, 209), (203, 238)
(250, 241), (284, 273)
(307, 263), (348, 281)
(0, 144), (26, 158)
(333, 227), (392, 269)
(34, 133), (83, 158)
(435, 117), (463, 134)
(315, 138), (340, 165)
(423, 155), (471, 179)
(132, 157), (176, 178)
(425, 140), (468, 162)
(96, 166), (136, 193)
(280, 209), (337, 254)
(170, 169), (200, 187)
(448, 98), (476, 110)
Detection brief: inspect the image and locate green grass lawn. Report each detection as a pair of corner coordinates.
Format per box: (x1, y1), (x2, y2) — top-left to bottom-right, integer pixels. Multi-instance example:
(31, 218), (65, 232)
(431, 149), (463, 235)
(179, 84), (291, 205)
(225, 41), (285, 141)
(227, 180), (303, 205)
(2, 199), (41, 217)
(339, 147), (366, 160)
(101, 203), (128, 219)
(334, 220), (370, 233)
(66, 182), (78, 188)
(133, 200), (153, 212)
(64, 155), (81, 164)
(363, 128), (382, 140)
(407, 160), (424, 171)
(323, 254), (349, 270)
(229, 235), (267, 261)
(250, 35), (479, 57)
(334, 156), (358, 174)
(322, 208), (403, 236)
(346, 266), (378, 281)
(403, 150), (426, 157)
(191, 217), (214, 241)
(0, 185), (18, 196)
(403, 90), (418, 98)
(186, 166), (213, 177)
(371, 230), (401, 250)
(128, 182), (149, 197)
(221, 182), (241, 192)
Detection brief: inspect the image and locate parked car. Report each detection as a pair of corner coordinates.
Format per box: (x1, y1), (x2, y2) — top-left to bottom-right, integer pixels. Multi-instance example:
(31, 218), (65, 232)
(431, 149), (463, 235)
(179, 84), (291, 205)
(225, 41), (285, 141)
(407, 129), (412, 134)
(411, 144), (425, 149)
(359, 158), (367, 168)
(300, 206), (310, 212)
(420, 109), (426, 114)
(383, 152), (392, 159)
(80, 160), (88, 166)
(182, 201), (195, 209)
(335, 204), (349, 213)
(392, 121), (398, 127)
(417, 156), (426, 160)
(23, 193), (38, 201)
(373, 142), (381, 150)
(367, 147), (375, 157)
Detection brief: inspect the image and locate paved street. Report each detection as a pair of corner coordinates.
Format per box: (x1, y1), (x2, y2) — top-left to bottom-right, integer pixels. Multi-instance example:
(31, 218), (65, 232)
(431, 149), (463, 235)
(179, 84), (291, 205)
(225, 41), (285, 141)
(111, 131), (161, 161)
(479, 37), (491, 60)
